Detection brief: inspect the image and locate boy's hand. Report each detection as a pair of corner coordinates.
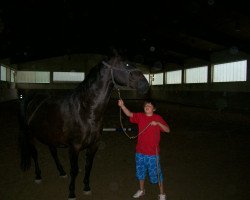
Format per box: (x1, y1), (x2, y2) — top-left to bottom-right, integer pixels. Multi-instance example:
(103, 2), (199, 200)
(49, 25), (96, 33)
(151, 120), (170, 133)
(117, 99), (133, 117)
(118, 99), (124, 107)
(150, 121), (158, 126)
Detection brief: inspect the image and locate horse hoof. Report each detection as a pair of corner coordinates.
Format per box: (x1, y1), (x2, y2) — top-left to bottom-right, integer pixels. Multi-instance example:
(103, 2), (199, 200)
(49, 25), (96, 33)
(34, 179), (42, 184)
(60, 174), (68, 178)
(68, 194), (76, 200)
(83, 190), (91, 195)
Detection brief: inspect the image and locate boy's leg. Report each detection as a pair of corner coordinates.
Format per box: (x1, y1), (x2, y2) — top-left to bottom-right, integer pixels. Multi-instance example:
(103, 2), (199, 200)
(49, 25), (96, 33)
(158, 182), (167, 200)
(139, 179), (145, 191)
(148, 155), (164, 184)
(133, 153), (146, 198)
(159, 181), (164, 195)
(135, 153), (146, 183)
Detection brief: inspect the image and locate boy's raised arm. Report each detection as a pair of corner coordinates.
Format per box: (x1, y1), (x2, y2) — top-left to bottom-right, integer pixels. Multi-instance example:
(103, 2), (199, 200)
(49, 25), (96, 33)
(118, 99), (133, 118)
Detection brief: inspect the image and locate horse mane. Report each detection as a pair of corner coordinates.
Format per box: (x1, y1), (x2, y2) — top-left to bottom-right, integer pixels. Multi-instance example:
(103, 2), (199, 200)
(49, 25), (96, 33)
(60, 56), (124, 113)
(59, 62), (104, 116)
(74, 56), (122, 96)
(75, 63), (102, 94)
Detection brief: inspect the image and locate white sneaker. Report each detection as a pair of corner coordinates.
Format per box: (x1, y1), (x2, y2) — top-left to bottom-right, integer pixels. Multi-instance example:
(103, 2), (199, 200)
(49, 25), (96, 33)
(158, 194), (166, 200)
(133, 189), (145, 198)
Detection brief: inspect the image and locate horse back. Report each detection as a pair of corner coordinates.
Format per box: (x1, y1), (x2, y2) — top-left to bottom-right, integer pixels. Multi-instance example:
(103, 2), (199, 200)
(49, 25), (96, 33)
(24, 93), (102, 148)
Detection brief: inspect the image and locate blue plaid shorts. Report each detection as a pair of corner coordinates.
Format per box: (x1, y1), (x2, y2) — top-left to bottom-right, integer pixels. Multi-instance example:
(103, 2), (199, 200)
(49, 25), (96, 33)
(135, 153), (164, 184)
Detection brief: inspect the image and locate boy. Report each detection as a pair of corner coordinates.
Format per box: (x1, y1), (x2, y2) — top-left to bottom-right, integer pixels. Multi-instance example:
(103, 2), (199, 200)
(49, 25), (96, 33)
(118, 99), (170, 200)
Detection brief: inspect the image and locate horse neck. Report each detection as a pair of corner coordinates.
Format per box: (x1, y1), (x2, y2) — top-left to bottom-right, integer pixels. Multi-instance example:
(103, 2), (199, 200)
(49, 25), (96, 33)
(78, 67), (114, 113)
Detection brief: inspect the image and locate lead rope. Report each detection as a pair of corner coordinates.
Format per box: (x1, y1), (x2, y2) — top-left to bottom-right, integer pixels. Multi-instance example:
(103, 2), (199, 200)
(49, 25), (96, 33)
(117, 89), (151, 139)
(155, 133), (162, 188)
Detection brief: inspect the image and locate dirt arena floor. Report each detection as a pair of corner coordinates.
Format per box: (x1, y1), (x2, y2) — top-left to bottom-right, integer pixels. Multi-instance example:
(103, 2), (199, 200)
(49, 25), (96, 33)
(0, 98), (249, 200)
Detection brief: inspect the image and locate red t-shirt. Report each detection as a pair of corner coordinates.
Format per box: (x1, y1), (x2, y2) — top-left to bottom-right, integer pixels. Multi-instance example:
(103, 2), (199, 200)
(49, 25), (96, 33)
(130, 112), (169, 155)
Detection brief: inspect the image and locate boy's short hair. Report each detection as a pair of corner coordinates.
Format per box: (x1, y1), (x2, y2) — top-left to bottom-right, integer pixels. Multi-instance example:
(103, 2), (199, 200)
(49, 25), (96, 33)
(143, 98), (156, 108)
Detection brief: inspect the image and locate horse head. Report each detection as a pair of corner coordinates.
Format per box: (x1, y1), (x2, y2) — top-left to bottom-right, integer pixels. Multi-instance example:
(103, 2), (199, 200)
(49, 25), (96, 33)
(103, 57), (149, 95)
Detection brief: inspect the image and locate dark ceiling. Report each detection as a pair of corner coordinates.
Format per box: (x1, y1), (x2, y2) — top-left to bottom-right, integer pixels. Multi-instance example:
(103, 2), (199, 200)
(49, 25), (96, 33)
(1, 0), (250, 67)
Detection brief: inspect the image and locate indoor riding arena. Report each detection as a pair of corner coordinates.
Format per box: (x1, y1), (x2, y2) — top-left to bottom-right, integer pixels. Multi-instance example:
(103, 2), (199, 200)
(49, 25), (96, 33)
(1, 2), (250, 200)
(0, 54), (250, 200)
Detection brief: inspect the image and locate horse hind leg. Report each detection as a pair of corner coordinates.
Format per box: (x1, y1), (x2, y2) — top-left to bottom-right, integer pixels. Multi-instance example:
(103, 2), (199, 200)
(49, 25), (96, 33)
(19, 129), (41, 183)
(49, 146), (67, 177)
(30, 144), (42, 183)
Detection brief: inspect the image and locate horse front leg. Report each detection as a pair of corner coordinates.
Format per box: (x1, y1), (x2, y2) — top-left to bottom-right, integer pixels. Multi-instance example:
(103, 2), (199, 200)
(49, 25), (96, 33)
(49, 146), (67, 177)
(68, 146), (79, 200)
(83, 143), (99, 194)
(30, 144), (42, 183)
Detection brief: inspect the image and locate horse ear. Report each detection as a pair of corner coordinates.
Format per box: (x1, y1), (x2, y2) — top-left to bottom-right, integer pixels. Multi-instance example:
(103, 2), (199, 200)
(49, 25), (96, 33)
(105, 46), (130, 65)
(103, 46), (122, 63)
(103, 56), (109, 62)
(112, 48), (119, 57)
(105, 46), (119, 58)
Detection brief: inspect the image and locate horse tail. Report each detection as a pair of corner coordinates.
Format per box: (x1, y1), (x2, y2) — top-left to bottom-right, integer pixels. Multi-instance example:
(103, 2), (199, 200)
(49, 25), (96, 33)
(18, 93), (32, 171)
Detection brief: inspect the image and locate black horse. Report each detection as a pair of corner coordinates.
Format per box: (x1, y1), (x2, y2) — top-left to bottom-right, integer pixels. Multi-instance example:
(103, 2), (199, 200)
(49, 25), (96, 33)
(19, 56), (149, 200)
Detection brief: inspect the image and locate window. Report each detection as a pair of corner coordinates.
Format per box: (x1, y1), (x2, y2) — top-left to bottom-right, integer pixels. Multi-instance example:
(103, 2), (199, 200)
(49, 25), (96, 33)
(143, 74), (150, 84)
(1, 65), (7, 81)
(151, 73), (164, 85)
(212, 60), (247, 82)
(184, 66), (208, 83)
(16, 71), (50, 83)
(11, 70), (15, 82)
(166, 70), (182, 84)
(53, 72), (85, 82)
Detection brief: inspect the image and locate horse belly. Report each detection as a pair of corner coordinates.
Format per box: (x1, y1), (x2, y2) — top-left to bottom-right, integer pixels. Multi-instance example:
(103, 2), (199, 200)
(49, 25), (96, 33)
(30, 116), (68, 147)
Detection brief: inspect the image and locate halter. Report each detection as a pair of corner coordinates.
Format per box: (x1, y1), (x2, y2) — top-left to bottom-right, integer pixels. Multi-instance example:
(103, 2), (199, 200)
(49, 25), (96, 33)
(102, 61), (151, 139)
(102, 61), (141, 90)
